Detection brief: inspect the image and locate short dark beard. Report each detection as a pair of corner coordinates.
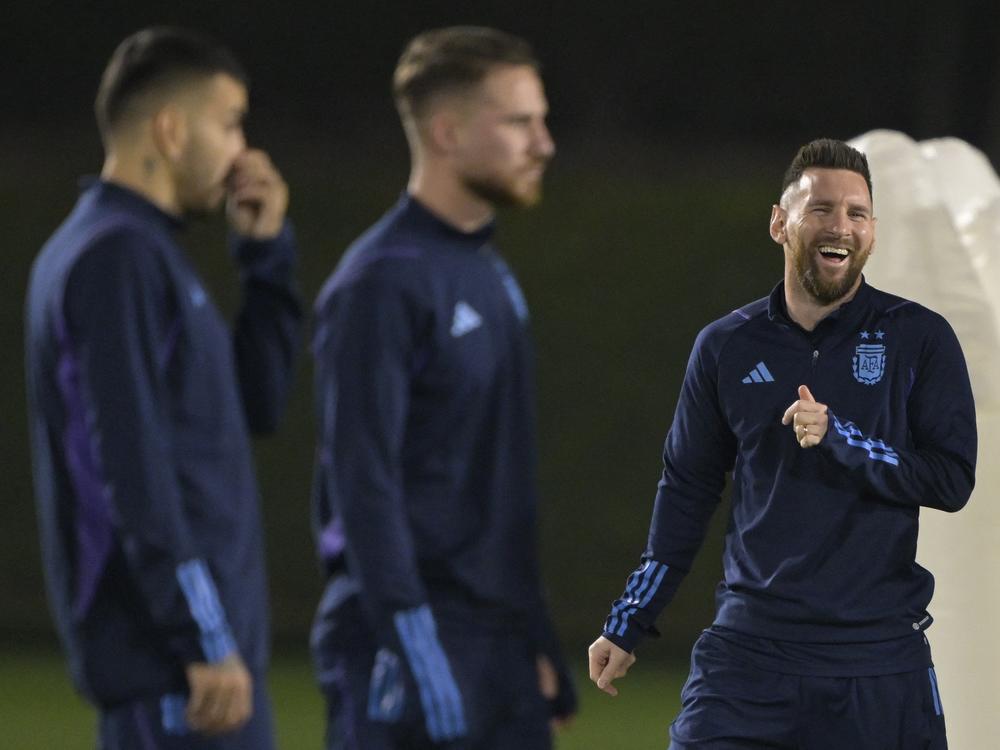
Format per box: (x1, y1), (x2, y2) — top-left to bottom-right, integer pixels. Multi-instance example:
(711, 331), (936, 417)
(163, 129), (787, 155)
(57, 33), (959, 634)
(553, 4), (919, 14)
(794, 244), (869, 305)
(462, 174), (540, 209)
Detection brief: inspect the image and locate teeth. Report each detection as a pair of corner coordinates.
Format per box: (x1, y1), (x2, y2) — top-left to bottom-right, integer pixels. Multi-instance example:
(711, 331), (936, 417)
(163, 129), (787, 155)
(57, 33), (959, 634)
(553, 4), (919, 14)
(818, 246), (850, 257)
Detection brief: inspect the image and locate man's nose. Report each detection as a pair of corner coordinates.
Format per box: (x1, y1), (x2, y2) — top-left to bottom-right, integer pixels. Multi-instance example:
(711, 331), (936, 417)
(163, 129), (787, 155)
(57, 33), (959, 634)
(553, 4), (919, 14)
(826, 208), (851, 237)
(532, 121), (555, 159)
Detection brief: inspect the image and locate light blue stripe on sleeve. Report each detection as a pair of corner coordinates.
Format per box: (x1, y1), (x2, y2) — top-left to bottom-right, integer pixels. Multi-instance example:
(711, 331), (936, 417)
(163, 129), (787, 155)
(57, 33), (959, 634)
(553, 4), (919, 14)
(160, 693), (189, 736)
(393, 605), (466, 741)
(605, 560), (669, 638)
(832, 416), (900, 465)
(606, 561), (656, 634)
(176, 559), (237, 662)
(396, 608), (447, 738)
(616, 563), (668, 636)
(415, 607), (464, 737)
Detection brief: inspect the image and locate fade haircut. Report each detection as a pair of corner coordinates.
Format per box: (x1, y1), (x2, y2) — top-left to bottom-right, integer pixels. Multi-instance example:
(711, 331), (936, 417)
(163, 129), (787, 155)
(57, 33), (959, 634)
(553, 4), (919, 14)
(393, 26), (539, 122)
(781, 138), (873, 203)
(95, 26), (247, 143)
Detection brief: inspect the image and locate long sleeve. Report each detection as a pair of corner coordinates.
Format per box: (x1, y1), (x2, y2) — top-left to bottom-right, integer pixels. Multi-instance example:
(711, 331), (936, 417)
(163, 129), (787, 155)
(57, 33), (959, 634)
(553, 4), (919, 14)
(315, 270), (426, 627)
(819, 318), (977, 512)
(64, 231), (237, 666)
(230, 221), (303, 434)
(521, 510), (577, 717)
(603, 328), (737, 652)
(315, 266), (466, 741)
(529, 601), (578, 717)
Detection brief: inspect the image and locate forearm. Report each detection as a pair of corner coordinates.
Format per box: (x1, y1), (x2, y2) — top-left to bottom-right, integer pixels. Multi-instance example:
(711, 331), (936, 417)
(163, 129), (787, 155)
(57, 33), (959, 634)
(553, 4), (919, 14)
(231, 222), (303, 433)
(603, 469), (722, 652)
(821, 411), (975, 512)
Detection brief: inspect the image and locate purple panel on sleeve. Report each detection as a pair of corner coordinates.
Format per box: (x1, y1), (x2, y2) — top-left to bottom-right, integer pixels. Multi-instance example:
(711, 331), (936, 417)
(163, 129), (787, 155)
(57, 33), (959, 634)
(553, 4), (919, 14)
(55, 318), (113, 621)
(320, 515), (347, 560)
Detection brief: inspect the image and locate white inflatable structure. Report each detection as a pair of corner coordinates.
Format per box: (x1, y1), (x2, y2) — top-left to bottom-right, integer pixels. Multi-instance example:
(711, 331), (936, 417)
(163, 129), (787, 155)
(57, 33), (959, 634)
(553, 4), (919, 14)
(849, 130), (1000, 748)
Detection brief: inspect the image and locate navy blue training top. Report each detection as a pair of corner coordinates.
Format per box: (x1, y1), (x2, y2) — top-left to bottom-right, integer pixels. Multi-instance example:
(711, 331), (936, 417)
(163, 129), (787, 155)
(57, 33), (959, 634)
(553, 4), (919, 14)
(603, 280), (977, 674)
(25, 180), (301, 706)
(311, 193), (560, 655)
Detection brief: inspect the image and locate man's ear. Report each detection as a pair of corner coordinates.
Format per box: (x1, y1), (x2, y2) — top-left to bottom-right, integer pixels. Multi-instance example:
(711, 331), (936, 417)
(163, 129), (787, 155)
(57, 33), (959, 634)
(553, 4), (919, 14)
(769, 204), (787, 245)
(150, 104), (187, 163)
(425, 108), (462, 156)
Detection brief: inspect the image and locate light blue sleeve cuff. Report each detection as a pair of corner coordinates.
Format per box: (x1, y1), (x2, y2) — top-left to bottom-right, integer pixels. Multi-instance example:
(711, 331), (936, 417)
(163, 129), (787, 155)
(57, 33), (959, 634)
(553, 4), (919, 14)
(176, 558), (238, 663)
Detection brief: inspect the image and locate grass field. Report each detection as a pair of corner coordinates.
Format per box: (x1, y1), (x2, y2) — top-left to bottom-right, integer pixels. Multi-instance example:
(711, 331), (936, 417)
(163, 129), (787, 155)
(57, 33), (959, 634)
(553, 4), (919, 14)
(0, 647), (685, 749)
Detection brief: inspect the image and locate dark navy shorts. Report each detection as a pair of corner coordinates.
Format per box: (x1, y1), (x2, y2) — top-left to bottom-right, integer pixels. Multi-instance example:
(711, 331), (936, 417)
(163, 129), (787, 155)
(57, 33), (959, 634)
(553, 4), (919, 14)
(312, 591), (551, 750)
(98, 680), (274, 750)
(669, 630), (947, 749)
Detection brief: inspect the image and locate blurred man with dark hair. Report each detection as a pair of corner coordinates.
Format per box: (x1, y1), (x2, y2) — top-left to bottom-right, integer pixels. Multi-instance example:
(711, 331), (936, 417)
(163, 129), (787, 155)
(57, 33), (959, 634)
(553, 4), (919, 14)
(589, 138), (975, 749)
(310, 25), (575, 750)
(25, 26), (301, 749)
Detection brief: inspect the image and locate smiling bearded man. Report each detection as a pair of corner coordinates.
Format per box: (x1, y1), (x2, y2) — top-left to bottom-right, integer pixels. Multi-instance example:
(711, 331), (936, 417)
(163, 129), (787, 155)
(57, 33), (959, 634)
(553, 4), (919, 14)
(781, 164), (876, 306)
(588, 138), (976, 750)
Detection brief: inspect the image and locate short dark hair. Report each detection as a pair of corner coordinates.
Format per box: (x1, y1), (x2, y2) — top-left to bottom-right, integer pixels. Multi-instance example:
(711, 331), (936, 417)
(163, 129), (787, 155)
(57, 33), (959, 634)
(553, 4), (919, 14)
(95, 26), (247, 141)
(781, 138), (873, 201)
(393, 26), (539, 121)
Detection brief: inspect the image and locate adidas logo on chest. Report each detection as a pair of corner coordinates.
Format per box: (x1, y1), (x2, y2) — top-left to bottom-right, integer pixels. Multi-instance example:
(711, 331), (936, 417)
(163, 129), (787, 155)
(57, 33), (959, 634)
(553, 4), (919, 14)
(450, 300), (483, 337)
(741, 361), (775, 384)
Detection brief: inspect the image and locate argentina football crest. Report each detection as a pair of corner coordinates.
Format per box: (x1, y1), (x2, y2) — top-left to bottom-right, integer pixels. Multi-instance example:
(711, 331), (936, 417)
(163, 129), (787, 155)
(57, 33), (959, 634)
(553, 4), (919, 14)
(853, 330), (886, 385)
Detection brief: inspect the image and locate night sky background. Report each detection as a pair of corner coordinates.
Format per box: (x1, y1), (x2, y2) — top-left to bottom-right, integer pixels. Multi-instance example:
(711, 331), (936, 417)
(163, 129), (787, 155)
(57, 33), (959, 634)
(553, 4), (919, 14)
(3, 0), (998, 667)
